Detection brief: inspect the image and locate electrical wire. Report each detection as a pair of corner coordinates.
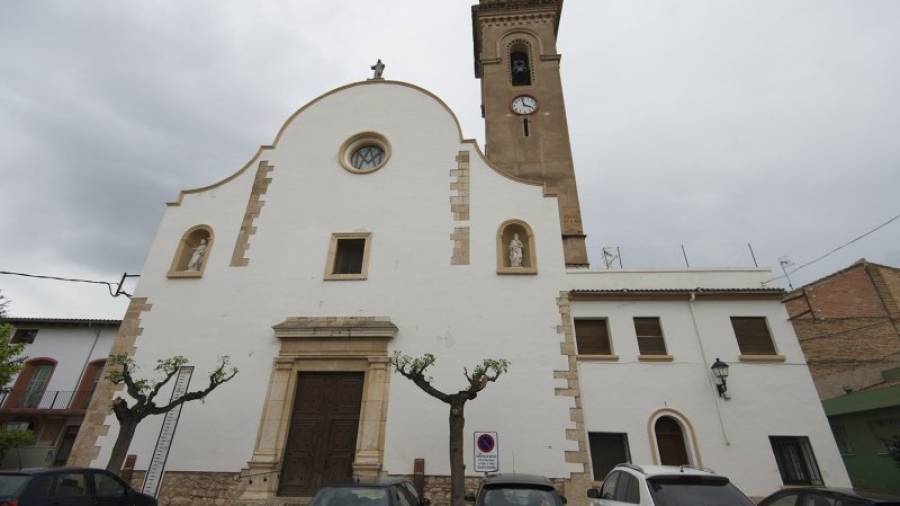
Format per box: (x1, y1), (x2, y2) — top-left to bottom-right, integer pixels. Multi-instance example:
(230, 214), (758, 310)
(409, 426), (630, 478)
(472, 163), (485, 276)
(764, 212), (900, 284)
(0, 270), (127, 297)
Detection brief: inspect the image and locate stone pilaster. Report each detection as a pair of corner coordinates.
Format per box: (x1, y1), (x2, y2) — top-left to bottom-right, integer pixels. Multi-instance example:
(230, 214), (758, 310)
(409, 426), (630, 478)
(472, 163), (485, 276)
(67, 297), (152, 467)
(231, 160), (274, 267)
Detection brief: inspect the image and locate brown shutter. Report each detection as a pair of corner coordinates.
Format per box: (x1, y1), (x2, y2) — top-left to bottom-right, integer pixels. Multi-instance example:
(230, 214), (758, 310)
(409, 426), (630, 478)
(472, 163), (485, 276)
(574, 319), (612, 355)
(730, 317), (776, 355)
(588, 432), (631, 480)
(634, 317), (667, 355)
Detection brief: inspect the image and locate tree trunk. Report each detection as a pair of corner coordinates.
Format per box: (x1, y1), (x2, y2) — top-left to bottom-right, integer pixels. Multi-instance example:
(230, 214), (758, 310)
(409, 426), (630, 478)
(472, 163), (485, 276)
(107, 417), (137, 475)
(449, 395), (467, 506)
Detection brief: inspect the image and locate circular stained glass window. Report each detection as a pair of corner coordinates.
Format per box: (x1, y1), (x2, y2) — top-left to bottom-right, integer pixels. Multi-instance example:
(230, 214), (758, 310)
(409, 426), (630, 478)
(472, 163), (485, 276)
(350, 145), (385, 170)
(339, 132), (391, 174)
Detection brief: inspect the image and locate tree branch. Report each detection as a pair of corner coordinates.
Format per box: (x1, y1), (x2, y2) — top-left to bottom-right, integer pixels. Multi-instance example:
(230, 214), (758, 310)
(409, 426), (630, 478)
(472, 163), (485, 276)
(145, 361), (183, 403)
(391, 352), (451, 403)
(117, 358), (147, 405)
(147, 359), (237, 415)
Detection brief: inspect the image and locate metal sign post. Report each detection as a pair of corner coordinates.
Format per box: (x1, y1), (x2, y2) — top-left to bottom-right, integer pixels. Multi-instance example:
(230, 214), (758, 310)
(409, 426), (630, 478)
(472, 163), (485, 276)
(141, 366), (194, 497)
(473, 431), (499, 475)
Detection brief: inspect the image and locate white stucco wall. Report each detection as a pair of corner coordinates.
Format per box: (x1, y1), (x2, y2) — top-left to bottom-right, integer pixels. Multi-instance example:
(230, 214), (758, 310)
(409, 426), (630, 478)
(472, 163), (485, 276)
(87, 80), (848, 498)
(91, 81), (577, 479)
(571, 298), (851, 496)
(4, 322), (116, 395)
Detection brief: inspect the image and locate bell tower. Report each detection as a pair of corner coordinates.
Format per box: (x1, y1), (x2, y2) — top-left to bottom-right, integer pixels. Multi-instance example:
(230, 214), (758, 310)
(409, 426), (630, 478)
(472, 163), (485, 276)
(472, 0), (589, 267)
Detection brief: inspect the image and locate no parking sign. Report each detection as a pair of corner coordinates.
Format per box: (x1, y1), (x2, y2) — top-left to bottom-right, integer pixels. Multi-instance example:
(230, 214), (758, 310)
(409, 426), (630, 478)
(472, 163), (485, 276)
(473, 431), (499, 473)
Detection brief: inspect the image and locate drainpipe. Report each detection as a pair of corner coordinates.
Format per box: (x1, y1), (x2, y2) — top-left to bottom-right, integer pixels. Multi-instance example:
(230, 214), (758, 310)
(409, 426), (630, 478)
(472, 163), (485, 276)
(687, 291), (730, 446)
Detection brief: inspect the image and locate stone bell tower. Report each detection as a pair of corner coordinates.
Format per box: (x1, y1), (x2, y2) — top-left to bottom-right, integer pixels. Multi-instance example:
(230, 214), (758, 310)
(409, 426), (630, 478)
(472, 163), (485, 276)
(472, 0), (589, 267)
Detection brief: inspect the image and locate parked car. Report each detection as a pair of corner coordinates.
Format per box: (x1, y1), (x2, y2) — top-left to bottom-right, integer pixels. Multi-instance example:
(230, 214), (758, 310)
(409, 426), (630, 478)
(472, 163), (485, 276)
(759, 487), (900, 506)
(466, 474), (566, 506)
(310, 478), (430, 506)
(0, 468), (156, 506)
(586, 463), (754, 506)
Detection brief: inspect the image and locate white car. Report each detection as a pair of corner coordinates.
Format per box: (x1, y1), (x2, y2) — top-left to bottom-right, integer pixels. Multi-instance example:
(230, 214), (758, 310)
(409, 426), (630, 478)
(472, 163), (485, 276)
(586, 464), (755, 506)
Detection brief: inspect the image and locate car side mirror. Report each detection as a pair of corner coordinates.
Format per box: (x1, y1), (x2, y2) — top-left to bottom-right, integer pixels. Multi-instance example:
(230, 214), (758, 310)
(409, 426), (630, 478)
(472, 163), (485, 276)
(423, 499), (432, 506)
(560, 496), (567, 504)
(586, 489), (601, 499)
(464, 494), (477, 503)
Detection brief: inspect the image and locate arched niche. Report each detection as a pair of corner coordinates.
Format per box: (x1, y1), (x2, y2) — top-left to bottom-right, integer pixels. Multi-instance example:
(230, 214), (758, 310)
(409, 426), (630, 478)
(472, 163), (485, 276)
(497, 219), (537, 275)
(647, 408), (702, 467)
(508, 39), (534, 87)
(168, 225), (214, 278)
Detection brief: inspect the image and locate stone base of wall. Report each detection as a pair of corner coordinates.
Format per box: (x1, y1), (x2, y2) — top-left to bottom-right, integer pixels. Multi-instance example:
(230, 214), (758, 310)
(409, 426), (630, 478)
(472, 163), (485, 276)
(129, 471), (247, 506)
(127, 471), (585, 506)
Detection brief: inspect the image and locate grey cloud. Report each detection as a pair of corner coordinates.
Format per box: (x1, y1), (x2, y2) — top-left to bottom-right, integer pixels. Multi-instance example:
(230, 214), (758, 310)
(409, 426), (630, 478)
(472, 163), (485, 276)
(1, 0), (898, 316)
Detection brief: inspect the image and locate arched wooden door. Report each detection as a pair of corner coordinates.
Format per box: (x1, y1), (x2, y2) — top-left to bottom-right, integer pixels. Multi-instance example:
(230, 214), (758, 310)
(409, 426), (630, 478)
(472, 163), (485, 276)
(655, 416), (690, 466)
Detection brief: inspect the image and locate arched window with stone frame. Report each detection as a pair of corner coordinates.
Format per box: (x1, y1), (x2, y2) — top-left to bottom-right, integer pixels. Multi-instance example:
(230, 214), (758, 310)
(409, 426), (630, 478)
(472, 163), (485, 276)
(497, 219), (537, 274)
(168, 224), (214, 278)
(508, 39), (534, 86)
(647, 409), (702, 467)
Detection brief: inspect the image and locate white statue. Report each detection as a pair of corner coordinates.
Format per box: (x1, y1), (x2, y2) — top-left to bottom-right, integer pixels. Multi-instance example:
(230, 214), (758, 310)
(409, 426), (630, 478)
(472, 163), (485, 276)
(187, 238), (208, 271)
(509, 233), (524, 267)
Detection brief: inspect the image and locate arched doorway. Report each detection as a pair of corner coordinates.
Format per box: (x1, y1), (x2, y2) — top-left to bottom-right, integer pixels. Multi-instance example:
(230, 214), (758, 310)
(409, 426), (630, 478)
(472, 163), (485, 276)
(655, 416), (690, 466)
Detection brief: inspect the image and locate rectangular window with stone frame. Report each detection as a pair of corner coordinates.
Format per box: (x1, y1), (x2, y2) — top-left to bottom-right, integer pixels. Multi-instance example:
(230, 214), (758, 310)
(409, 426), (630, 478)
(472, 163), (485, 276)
(574, 319), (612, 355)
(730, 317), (777, 355)
(634, 317), (667, 356)
(325, 232), (371, 281)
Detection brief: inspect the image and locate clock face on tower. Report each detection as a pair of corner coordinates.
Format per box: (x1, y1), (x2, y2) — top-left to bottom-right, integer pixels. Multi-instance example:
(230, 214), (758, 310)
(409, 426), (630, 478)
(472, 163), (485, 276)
(511, 95), (538, 115)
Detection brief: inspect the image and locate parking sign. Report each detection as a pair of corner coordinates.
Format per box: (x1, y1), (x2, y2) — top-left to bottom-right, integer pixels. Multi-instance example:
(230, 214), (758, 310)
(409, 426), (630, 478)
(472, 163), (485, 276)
(473, 431), (499, 473)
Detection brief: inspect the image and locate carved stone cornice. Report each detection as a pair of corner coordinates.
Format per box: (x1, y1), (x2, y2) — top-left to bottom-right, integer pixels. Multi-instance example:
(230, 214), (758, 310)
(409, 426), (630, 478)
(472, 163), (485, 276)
(271, 316), (398, 339)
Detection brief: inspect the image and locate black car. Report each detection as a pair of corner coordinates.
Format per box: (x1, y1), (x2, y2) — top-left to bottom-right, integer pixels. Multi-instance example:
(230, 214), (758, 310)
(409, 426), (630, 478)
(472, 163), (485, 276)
(467, 474), (566, 506)
(760, 487), (900, 506)
(0, 468), (156, 506)
(310, 478), (430, 506)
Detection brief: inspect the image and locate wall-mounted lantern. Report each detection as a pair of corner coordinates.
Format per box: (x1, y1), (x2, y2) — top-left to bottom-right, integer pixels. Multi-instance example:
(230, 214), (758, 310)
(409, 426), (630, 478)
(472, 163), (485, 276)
(711, 358), (730, 400)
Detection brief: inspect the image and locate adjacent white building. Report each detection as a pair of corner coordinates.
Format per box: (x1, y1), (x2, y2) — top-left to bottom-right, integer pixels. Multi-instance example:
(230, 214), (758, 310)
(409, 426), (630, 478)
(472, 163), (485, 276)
(64, 0), (850, 503)
(1, 317), (118, 468)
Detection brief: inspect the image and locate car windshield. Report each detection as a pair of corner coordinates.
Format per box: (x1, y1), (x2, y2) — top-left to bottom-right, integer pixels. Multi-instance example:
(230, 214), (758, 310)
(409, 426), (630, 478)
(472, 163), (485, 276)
(310, 486), (389, 506)
(0, 474), (30, 499)
(481, 486), (560, 506)
(647, 476), (755, 506)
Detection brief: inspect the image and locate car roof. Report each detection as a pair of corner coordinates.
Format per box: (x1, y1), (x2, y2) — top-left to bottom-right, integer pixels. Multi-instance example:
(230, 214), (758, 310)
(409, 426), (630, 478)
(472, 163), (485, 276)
(482, 474), (555, 489)
(779, 487), (900, 503)
(614, 464), (725, 479)
(319, 478), (413, 488)
(0, 468), (100, 476)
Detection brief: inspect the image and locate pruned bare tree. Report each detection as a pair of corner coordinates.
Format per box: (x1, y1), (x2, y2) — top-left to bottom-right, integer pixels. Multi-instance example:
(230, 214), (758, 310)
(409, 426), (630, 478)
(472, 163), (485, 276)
(391, 352), (509, 506)
(105, 353), (237, 474)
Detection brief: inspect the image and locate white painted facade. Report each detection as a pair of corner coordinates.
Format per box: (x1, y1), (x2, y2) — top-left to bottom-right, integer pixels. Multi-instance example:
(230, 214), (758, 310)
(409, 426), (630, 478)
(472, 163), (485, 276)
(2, 319), (116, 402)
(566, 270), (850, 495)
(1, 318), (117, 467)
(83, 81), (849, 498)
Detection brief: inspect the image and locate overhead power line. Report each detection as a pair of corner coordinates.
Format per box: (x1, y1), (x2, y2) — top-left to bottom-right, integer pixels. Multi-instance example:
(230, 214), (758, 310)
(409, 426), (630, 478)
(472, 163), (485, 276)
(0, 270), (138, 298)
(765, 212), (900, 284)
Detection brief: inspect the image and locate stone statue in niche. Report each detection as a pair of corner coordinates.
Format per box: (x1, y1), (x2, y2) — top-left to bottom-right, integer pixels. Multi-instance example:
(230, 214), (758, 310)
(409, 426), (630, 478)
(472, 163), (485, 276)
(509, 233), (524, 267)
(187, 238), (208, 271)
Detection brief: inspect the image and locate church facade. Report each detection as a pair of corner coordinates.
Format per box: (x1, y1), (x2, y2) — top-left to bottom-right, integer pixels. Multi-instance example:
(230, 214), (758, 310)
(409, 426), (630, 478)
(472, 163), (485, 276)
(69, 1), (850, 503)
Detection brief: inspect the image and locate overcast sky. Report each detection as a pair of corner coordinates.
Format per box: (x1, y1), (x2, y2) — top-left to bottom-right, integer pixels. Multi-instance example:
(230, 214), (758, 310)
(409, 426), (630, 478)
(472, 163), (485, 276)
(1, 1), (898, 318)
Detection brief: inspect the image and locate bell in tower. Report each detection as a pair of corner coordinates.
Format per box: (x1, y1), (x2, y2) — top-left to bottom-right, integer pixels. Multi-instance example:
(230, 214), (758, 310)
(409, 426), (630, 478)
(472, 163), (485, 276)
(472, 0), (589, 267)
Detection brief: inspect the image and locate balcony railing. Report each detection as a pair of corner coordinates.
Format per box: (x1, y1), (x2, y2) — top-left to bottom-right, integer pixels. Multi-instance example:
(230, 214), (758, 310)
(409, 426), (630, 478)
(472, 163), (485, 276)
(0, 389), (94, 411)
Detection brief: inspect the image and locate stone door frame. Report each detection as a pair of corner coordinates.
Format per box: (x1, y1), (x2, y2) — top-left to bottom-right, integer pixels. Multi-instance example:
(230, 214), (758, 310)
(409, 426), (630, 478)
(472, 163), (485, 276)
(240, 317), (396, 501)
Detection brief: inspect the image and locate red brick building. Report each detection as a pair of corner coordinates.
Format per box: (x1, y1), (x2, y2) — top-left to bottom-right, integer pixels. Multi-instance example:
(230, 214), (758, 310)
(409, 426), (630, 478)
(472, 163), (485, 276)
(784, 259), (900, 400)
